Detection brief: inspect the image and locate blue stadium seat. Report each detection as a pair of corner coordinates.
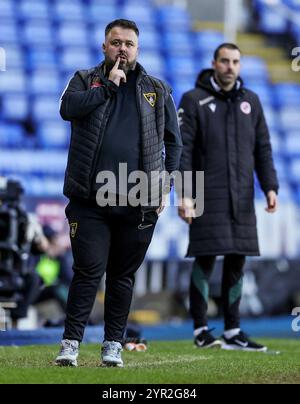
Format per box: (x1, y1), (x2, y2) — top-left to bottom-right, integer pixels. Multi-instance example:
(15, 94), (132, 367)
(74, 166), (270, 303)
(244, 82), (273, 106)
(26, 46), (58, 70)
(0, 0), (15, 18)
(291, 23), (300, 43)
(0, 69), (26, 93)
(167, 57), (197, 80)
(1, 46), (24, 69)
(269, 131), (282, 157)
(0, 21), (18, 44)
(279, 107), (299, 130)
(139, 29), (160, 52)
(172, 79), (196, 106)
(163, 32), (193, 56)
(0, 124), (25, 148)
(22, 21), (53, 46)
(196, 54), (213, 70)
(284, 131), (300, 158)
(138, 51), (165, 78)
(18, 0), (49, 20)
(263, 106), (279, 131)
(241, 56), (269, 81)
(273, 83), (300, 108)
(290, 158), (300, 183)
(1, 94), (29, 120)
(57, 22), (89, 47)
(122, 4), (155, 27)
(60, 72), (75, 92)
(38, 121), (69, 149)
(87, 3), (117, 24)
(32, 95), (61, 121)
(52, 0), (85, 22)
(59, 47), (94, 72)
(194, 31), (225, 55)
(124, 0), (153, 4)
(34, 152), (67, 176)
(30, 70), (62, 95)
(93, 24), (111, 46)
(273, 157), (288, 181)
(277, 182), (293, 203)
(283, 0), (300, 10)
(157, 6), (191, 31)
(294, 185), (300, 204)
(25, 176), (61, 196)
(0, 151), (67, 176)
(255, 2), (288, 34)
(89, 0), (117, 6)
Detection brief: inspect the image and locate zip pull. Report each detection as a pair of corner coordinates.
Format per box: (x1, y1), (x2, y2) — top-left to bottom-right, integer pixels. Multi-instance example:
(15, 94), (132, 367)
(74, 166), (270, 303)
(141, 211), (145, 223)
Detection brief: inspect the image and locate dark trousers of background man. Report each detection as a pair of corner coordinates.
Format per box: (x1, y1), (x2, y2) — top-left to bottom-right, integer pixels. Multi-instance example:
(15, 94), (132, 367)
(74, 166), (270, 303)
(190, 255), (246, 330)
(63, 197), (158, 343)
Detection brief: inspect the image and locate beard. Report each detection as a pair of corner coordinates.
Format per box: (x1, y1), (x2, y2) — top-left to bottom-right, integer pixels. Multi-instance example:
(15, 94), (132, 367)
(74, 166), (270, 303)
(215, 71), (237, 87)
(105, 54), (137, 75)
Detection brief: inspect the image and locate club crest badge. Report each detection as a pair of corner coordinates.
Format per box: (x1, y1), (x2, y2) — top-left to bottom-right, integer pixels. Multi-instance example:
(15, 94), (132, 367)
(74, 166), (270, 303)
(240, 101), (251, 115)
(70, 223), (78, 238)
(143, 93), (157, 107)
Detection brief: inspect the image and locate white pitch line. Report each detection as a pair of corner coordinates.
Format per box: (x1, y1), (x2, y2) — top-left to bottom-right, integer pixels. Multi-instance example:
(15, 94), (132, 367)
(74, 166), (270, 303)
(125, 356), (211, 368)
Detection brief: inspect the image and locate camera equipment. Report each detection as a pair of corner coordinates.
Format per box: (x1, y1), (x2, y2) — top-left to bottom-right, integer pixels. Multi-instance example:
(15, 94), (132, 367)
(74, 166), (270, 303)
(0, 177), (31, 302)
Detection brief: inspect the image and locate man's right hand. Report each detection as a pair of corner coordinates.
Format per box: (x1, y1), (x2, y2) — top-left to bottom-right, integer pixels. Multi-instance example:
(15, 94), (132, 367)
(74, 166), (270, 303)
(108, 57), (127, 86)
(178, 197), (196, 224)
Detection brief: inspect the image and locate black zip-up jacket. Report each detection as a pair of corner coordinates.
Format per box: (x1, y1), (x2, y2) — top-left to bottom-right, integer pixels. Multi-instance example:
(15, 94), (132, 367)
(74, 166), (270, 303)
(60, 62), (182, 209)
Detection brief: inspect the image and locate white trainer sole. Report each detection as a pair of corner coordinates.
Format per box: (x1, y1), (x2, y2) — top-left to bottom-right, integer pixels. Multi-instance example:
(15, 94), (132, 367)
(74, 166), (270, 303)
(221, 343), (267, 352)
(195, 340), (222, 349)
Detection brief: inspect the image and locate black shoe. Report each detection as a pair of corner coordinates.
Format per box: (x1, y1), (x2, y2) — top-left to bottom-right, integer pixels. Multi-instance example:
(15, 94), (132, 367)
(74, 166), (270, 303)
(194, 329), (222, 349)
(222, 331), (267, 352)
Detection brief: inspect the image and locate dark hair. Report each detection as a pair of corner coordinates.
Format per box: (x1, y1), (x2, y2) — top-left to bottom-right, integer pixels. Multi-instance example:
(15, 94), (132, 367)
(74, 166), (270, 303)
(214, 43), (241, 60)
(105, 19), (139, 37)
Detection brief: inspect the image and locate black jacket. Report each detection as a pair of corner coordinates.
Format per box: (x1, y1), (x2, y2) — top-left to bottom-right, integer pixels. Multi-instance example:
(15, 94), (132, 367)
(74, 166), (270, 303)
(179, 69), (279, 256)
(60, 62), (182, 209)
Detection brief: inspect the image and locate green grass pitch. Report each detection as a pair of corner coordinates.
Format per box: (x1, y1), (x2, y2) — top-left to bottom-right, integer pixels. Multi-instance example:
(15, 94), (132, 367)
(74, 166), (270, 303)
(0, 339), (299, 384)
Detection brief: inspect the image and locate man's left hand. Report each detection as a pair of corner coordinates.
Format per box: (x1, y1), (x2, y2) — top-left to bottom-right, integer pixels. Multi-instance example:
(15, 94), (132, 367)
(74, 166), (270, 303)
(265, 190), (278, 213)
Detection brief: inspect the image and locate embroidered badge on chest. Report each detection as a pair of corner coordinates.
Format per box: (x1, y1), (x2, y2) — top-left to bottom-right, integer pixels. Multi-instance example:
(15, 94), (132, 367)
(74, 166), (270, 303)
(240, 101), (251, 115)
(70, 223), (78, 238)
(143, 93), (157, 107)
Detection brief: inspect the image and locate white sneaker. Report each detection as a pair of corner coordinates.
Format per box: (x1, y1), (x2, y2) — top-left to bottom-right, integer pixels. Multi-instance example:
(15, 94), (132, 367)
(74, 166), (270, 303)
(101, 341), (124, 367)
(222, 331), (267, 352)
(55, 339), (79, 367)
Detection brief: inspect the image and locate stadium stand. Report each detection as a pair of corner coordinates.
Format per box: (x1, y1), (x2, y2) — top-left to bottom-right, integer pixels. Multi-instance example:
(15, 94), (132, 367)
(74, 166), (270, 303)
(0, 0), (299, 261)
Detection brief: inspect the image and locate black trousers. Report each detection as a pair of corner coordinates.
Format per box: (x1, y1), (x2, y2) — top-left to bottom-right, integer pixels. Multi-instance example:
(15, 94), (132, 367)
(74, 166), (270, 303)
(190, 255), (246, 331)
(63, 198), (158, 343)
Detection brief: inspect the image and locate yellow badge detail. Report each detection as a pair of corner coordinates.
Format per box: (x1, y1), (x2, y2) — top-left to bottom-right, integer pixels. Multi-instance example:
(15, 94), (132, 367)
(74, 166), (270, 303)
(70, 223), (78, 238)
(143, 93), (157, 107)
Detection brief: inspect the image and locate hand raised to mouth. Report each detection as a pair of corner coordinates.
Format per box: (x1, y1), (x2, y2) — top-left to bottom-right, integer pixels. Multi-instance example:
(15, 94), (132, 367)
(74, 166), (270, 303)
(108, 57), (127, 86)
